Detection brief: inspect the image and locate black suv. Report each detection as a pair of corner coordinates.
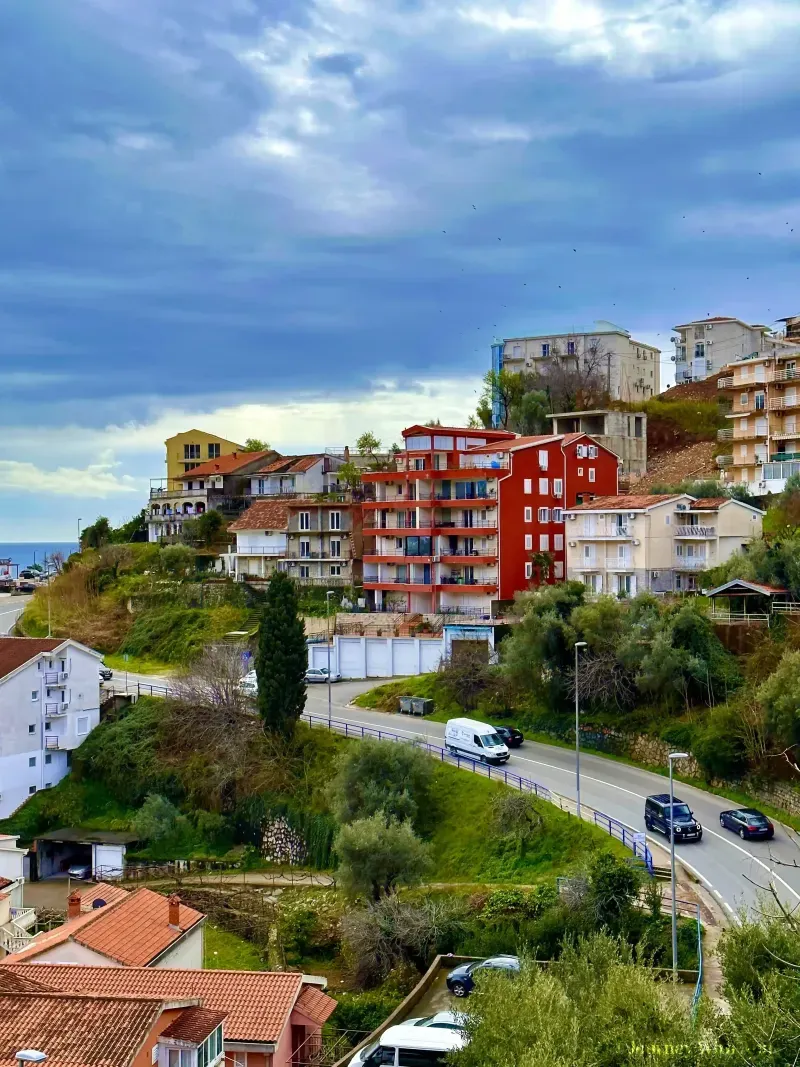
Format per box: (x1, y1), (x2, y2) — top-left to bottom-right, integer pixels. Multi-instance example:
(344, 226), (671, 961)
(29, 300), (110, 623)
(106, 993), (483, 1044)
(645, 794), (702, 842)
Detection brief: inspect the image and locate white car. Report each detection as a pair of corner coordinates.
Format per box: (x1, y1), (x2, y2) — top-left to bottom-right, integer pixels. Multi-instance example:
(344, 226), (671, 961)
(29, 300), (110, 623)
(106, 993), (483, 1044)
(305, 667), (341, 683)
(405, 1012), (466, 1031)
(238, 670), (258, 696)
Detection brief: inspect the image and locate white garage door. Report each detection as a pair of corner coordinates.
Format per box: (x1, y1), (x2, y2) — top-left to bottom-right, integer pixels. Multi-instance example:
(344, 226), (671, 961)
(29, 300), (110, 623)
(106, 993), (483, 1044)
(365, 639), (391, 678)
(338, 638), (364, 679)
(92, 844), (125, 880)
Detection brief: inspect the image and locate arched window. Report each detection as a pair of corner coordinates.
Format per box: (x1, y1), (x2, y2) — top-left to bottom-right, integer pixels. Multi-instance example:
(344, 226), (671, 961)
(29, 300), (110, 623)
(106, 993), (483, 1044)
(151, 505), (160, 515)
(196, 503), (205, 514)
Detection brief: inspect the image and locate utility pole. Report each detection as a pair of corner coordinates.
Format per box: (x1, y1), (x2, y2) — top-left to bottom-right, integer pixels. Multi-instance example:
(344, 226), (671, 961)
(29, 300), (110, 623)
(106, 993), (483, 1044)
(325, 590), (336, 723)
(574, 641), (587, 819)
(668, 751), (689, 976)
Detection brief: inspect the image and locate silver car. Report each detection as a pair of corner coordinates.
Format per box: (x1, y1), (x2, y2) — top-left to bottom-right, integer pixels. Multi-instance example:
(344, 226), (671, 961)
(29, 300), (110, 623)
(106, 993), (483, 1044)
(305, 667), (341, 683)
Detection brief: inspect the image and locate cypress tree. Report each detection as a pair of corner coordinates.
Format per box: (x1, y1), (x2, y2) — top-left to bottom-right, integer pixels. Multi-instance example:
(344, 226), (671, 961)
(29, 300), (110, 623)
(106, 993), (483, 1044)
(256, 571), (307, 737)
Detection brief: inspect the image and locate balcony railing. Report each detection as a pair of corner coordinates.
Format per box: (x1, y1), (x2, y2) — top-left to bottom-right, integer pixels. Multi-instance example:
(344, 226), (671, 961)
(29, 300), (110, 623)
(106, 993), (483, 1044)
(771, 367), (800, 382)
(45, 736), (60, 749)
(769, 396), (800, 410)
(439, 576), (498, 586)
(675, 557), (709, 570)
(770, 430), (800, 441)
(716, 454), (733, 467)
(717, 428), (733, 441)
(233, 546), (286, 556)
(771, 451), (800, 462)
(44, 703), (68, 715)
(604, 558), (634, 570)
(44, 672), (68, 685)
(459, 455), (510, 469)
(717, 376), (734, 389)
(576, 527), (631, 539)
(675, 525), (715, 537)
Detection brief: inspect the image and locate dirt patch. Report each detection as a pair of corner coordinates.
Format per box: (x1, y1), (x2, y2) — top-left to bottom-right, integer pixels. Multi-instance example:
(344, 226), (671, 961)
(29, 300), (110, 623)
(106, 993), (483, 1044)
(630, 441), (719, 491)
(660, 378), (724, 403)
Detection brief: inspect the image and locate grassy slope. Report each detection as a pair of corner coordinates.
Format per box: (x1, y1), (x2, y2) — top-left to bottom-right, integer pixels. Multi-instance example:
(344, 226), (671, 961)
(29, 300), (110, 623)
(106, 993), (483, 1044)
(204, 922), (266, 970)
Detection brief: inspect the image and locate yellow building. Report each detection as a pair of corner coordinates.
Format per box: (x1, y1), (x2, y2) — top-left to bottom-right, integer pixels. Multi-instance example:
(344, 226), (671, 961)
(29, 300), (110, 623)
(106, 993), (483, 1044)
(165, 429), (244, 488)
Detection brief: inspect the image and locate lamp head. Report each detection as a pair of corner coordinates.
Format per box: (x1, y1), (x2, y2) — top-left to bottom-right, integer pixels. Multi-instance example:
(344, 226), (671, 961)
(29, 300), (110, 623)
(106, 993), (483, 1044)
(669, 751), (689, 760)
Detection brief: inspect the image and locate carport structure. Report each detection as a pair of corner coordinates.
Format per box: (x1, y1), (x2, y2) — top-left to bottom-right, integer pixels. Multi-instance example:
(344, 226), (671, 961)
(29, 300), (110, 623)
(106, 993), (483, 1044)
(32, 829), (138, 881)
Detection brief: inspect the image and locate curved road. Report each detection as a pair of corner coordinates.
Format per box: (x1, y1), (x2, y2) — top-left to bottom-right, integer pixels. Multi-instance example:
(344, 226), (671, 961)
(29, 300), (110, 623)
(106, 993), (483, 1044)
(114, 669), (800, 917)
(0, 594), (32, 634)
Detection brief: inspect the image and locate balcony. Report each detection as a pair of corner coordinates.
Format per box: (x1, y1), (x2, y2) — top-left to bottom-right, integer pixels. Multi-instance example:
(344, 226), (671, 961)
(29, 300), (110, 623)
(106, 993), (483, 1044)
(771, 451), (800, 462)
(45, 736), (60, 749)
(438, 576), (498, 587)
(234, 546), (286, 556)
(675, 525), (716, 537)
(675, 556), (709, 570)
(716, 455), (733, 467)
(605, 557), (634, 570)
(771, 367), (800, 383)
(769, 396), (800, 410)
(459, 454), (510, 470)
(149, 487), (208, 500)
(44, 703), (68, 716)
(575, 527), (632, 540)
(717, 376), (734, 389)
(44, 671), (68, 685)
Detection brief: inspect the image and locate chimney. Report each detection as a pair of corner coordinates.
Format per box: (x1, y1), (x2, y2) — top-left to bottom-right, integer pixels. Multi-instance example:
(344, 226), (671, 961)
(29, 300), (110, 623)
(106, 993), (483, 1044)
(168, 894), (181, 929)
(67, 890), (81, 920)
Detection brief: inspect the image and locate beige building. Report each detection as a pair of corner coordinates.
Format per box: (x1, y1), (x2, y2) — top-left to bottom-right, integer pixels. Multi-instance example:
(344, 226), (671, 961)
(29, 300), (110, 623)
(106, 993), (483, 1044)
(564, 494), (763, 595)
(716, 343), (800, 495)
(496, 320), (660, 403)
(547, 409), (646, 476)
(673, 315), (798, 384)
(164, 429), (244, 488)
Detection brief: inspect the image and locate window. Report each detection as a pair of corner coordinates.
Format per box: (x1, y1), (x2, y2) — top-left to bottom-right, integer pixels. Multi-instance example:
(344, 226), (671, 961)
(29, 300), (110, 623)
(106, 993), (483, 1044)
(29, 786), (36, 795)
(588, 445), (598, 458)
(299, 565), (310, 579)
(567, 340), (576, 356)
(665, 514), (670, 525)
(554, 534), (564, 551)
(588, 468), (596, 483)
(553, 478), (563, 497)
(208, 442), (221, 459)
(299, 511), (311, 531)
(539, 534), (550, 550)
(577, 467), (584, 476)
(28, 724), (35, 734)
(330, 539), (342, 557)
(433, 435), (454, 450)
(523, 478), (532, 494)
(755, 393), (766, 410)
(300, 540), (311, 557)
(538, 450), (548, 470)
(554, 561), (564, 578)
(329, 511), (341, 530)
(29, 756), (36, 767)
(553, 508), (563, 523)
(31, 690), (38, 701)
(525, 562), (533, 579)
(538, 507), (550, 522)
(539, 478), (548, 494)
(395, 538), (403, 549)
(524, 534), (533, 550)
(77, 716), (89, 736)
(330, 564), (341, 576)
(184, 443), (200, 459)
(541, 343), (550, 357)
(524, 507), (532, 522)
(45, 753), (52, 765)
(405, 435), (431, 450)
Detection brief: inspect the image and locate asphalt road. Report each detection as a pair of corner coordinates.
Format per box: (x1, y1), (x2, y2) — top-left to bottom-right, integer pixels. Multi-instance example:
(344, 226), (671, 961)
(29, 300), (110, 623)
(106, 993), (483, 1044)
(0, 594), (33, 634)
(111, 670), (800, 916)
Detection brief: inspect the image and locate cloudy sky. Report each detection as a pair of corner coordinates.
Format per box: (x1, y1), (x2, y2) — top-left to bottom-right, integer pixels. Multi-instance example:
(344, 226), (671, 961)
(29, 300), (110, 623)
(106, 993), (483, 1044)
(3, 0), (800, 539)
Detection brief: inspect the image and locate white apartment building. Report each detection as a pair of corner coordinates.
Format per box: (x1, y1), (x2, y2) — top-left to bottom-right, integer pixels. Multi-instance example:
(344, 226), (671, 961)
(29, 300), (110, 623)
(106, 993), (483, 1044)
(672, 316), (799, 384)
(0, 638), (103, 819)
(564, 494), (763, 596)
(248, 454), (346, 497)
(495, 320), (660, 406)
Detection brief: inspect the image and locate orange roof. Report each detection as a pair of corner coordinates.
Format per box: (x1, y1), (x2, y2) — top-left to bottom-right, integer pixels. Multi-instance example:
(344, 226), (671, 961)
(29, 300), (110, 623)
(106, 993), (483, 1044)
(686, 497), (729, 510)
(79, 881), (130, 909)
(568, 494), (682, 511)
(178, 450), (274, 480)
(161, 1005), (227, 1042)
(254, 454), (323, 475)
(0, 638), (62, 681)
(0, 992), (164, 1067)
(1, 966), (334, 1044)
(466, 433), (591, 454)
(0, 970), (52, 994)
(294, 985), (337, 1026)
(402, 424), (516, 439)
(228, 500), (290, 532)
(4, 889), (204, 966)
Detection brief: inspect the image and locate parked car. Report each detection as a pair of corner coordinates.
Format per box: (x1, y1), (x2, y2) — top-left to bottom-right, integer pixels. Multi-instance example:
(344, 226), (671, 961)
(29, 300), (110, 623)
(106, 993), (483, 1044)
(719, 808), (774, 840)
(445, 717), (510, 765)
(305, 667), (341, 683)
(405, 1012), (466, 1031)
(238, 670), (257, 696)
(348, 1023), (466, 1067)
(644, 794), (702, 842)
(67, 864), (92, 880)
(495, 725), (524, 748)
(446, 955), (520, 997)
(98, 666), (113, 682)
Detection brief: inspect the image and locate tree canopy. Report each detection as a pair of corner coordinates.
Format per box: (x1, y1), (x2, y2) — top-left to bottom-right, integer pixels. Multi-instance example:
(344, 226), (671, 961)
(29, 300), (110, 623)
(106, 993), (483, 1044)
(255, 572), (307, 737)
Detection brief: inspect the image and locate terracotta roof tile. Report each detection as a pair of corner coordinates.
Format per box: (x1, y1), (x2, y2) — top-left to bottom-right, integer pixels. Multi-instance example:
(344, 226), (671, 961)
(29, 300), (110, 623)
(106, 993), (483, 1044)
(253, 454), (323, 475)
(3, 889), (204, 967)
(0, 970), (54, 994)
(161, 1006), (227, 1043)
(2, 966), (312, 1044)
(179, 451), (274, 480)
(0, 877), (13, 891)
(403, 424), (516, 438)
(687, 497), (728, 510)
(79, 881), (130, 909)
(0, 992), (164, 1067)
(0, 638), (63, 681)
(567, 494), (683, 511)
(294, 985), (337, 1026)
(228, 500), (290, 532)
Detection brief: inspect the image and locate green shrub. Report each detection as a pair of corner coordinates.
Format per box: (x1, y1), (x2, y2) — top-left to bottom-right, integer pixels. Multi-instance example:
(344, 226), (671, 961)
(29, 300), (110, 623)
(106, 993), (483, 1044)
(121, 605), (247, 664)
(693, 707), (748, 780)
(331, 990), (404, 1035)
(658, 722), (696, 750)
(132, 794), (181, 841)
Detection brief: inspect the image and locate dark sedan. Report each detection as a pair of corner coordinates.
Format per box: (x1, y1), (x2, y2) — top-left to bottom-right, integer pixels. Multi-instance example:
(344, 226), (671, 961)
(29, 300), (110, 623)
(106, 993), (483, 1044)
(446, 955), (520, 997)
(719, 808), (774, 840)
(495, 726), (524, 748)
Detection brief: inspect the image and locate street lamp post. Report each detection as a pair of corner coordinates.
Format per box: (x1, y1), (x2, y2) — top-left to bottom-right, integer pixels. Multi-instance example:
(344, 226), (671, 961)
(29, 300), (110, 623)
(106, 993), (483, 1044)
(668, 750), (689, 976)
(574, 641), (588, 820)
(325, 590), (336, 724)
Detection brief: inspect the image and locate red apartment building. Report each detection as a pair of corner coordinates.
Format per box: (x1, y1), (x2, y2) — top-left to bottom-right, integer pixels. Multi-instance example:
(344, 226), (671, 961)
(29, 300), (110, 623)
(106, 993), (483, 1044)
(361, 424), (619, 614)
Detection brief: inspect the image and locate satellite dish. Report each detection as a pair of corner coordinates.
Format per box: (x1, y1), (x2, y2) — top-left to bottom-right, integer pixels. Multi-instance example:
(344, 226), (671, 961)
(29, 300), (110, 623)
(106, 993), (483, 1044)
(92, 899), (106, 909)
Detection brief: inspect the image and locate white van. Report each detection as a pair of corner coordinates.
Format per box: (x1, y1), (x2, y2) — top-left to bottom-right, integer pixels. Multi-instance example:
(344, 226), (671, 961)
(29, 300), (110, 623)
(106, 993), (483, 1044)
(348, 1023), (466, 1067)
(445, 717), (510, 764)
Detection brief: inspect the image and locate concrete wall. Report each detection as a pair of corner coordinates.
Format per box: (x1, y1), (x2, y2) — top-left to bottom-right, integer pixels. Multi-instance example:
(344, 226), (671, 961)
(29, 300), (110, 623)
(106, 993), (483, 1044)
(153, 923), (204, 969)
(309, 636), (444, 679)
(29, 939), (120, 966)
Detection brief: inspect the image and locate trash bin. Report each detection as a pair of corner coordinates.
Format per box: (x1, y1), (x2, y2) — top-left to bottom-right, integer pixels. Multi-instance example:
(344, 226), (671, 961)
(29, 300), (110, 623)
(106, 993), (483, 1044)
(411, 697), (434, 716)
(399, 696), (413, 715)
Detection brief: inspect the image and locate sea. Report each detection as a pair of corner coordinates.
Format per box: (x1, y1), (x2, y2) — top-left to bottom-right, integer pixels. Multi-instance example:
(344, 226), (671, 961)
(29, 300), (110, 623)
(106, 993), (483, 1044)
(0, 542), (80, 574)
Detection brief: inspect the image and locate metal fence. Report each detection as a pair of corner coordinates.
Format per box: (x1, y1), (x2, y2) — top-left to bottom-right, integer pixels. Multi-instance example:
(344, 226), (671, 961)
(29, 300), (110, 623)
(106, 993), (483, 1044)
(301, 712), (654, 876)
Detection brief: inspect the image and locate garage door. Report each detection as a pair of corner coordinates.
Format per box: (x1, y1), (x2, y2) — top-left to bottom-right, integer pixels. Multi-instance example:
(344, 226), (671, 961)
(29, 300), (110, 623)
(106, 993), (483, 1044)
(365, 639), (391, 678)
(93, 844), (125, 880)
(337, 638), (364, 679)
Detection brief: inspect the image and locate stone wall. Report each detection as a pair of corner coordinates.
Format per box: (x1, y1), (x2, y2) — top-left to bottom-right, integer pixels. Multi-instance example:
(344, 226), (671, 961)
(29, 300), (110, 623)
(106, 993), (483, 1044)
(260, 817), (307, 865)
(742, 778), (800, 817)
